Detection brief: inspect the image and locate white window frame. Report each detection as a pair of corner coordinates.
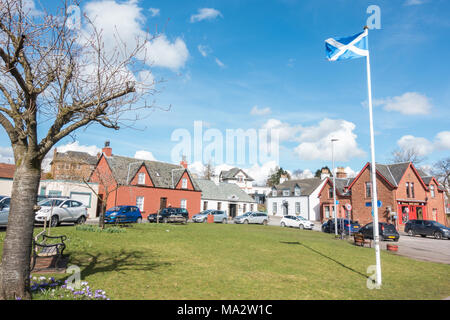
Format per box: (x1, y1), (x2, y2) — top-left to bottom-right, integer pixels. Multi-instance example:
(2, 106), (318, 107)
(273, 202), (277, 213)
(295, 187), (301, 197)
(182, 178), (188, 189)
(180, 199), (187, 209)
(136, 196), (144, 211)
(272, 189), (277, 197)
(295, 202), (300, 214)
(138, 173), (145, 185)
(283, 189), (290, 197)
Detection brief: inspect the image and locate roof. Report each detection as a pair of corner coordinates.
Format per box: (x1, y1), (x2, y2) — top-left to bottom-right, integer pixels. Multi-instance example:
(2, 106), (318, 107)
(0, 163), (15, 179)
(270, 178), (325, 197)
(220, 167), (254, 181)
(103, 155), (200, 190)
(194, 179), (256, 203)
(52, 151), (98, 166)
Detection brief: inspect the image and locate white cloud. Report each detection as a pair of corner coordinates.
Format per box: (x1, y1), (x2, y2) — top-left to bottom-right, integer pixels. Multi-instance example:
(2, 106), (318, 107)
(57, 141), (102, 156)
(245, 161), (279, 186)
(190, 8), (222, 23)
(250, 105), (271, 116)
(83, 0), (189, 71)
(405, 0), (426, 5)
(215, 57), (225, 68)
(0, 146), (14, 164)
(375, 92), (432, 115)
(197, 44), (212, 57)
(261, 119), (301, 142)
(291, 169), (314, 179)
(396, 131), (450, 156)
(294, 119), (366, 161)
(134, 150), (156, 161)
(148, 8), (160, 17)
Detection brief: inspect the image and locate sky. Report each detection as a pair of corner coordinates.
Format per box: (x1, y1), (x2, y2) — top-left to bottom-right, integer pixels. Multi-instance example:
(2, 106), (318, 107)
(0, 0), (449, 185)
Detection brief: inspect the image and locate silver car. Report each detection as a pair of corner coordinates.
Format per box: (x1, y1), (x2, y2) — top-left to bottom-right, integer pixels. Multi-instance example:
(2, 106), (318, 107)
(0, 196), (11, 227)
(234, 211), (269, 225)
(35, 198), (88, 227)
(193, 210), (228, 223)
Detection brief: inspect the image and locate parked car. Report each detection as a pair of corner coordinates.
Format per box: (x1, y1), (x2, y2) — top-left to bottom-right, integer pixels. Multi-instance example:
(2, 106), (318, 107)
(359, 222), (399, 241)
(192, 210), (228, 223)
(0, 196), (10, 211)
(147, 207), (189, 223)
(234, 212), (268, 225)
(0, 207), (8, 227)
(405, 219), (450, 240)
(321, 218), (360, 234)
(104, 205), (143, 224)
(280, 215), (314, 230)
(35, 198), (88, 227)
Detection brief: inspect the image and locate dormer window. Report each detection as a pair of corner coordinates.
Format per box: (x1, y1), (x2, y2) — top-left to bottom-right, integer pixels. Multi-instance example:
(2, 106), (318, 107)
(295, 186), (301, 196)
(272, 188), (277, 197)
(182, 178), (188, 189)
(138, 173), (145, 185)
(283, 189), (290, 197)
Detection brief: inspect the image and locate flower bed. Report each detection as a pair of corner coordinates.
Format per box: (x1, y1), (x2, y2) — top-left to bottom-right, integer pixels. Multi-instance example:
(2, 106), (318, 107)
(30, 276), (110, 300)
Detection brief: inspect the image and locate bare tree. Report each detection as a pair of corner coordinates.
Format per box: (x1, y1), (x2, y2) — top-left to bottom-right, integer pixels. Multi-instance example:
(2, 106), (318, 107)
(0, 0), (158, 299)
(432, 157), (450, 191)
(389, 147), (426, 165)
(202, 161), (215, 180)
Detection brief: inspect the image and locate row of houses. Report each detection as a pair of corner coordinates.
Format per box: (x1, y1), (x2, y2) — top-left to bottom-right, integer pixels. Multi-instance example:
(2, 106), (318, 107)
(0, 141), (448, 229)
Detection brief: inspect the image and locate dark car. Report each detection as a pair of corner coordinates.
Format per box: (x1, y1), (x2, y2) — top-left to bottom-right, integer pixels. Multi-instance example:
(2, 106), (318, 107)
(321, 218), (361, 234)
(147, 207), (189, 223)
(104, 205), (143, 224)
(359, 222), (399, 241)
(404, 219), (450, 240)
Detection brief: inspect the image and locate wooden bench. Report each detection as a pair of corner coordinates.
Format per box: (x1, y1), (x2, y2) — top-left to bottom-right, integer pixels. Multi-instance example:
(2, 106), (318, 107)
(353, 233), (372, 248)
(31, 234), (67, 271)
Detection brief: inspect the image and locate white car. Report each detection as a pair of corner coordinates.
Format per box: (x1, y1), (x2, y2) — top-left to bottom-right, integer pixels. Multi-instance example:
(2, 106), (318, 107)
(35, 198), (88, 227)
(280, 215), (314, 230)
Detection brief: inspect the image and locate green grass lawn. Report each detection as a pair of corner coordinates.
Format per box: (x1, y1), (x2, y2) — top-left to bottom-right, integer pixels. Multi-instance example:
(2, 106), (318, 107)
(1, 223), (449, 299)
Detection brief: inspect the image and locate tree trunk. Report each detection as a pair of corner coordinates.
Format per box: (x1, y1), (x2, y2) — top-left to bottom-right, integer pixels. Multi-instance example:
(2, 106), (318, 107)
(0, 160), (41, 300)
(98, 200), (106, 230)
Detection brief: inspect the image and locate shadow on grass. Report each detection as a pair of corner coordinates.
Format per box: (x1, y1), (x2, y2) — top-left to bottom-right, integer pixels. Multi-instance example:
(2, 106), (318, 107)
(281, 241), (369, 279)
(69, 249), (172, 279)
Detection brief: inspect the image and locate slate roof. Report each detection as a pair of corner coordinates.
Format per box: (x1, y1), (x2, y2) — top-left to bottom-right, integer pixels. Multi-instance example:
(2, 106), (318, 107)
(103, 155), (200, 190)
(270, 178), (325, 197)
(220, 167), (254, 181)
(194, 179), (256, 203)
(52, 151), (98, 166)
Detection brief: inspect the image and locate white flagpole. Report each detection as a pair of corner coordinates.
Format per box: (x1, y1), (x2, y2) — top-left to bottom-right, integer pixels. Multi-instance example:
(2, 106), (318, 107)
(364, 26), (382, 287)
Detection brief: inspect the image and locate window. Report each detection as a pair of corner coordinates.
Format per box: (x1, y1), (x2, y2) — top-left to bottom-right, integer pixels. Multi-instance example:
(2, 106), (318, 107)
(325, 206), (330, 218)
(238, 176), (243, 182)
(217, 202), (222, 210)
(295, 187), (301, 196)
(70, 201), (82, 207)
(328, 187), (334, 199)
(430, 185), (435, 198)
(203, 201), (208, 210)
(406, 182), (410, 198)
(182, 178), (188, 189)
(136, 196), (144, 211)
(432, 208), (437, 221)
(273, 202), (277, 214)
(365, 182), (372, 198)
(243, 204), (247, 212)
(48, 190), (62, 197)
(272, 189), (277, 197)
(250, 204), (254, 211)
(180, 199), (187, 209)
(295, 202), (300, 214)
(138, 173), (145, 184)
(411, 183), (415, 198)
(40, 186), (46, 196)
(283, 189), (290, 197)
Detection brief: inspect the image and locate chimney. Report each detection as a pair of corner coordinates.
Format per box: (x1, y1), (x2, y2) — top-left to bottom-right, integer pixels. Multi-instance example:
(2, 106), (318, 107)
(320, 168), (331, 180)
(180, 155), (188, 169)
(280, 174), (288, 184)
(102, 140), (112, 157)
(336, 167), (347, 179)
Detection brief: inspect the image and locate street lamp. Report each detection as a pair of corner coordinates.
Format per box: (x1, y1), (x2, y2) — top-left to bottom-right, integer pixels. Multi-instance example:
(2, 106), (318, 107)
(331, 138), (339, 236)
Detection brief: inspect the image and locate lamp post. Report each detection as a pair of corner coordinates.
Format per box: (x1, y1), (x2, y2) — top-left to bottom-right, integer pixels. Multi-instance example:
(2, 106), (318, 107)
(331, 138), (339, 236)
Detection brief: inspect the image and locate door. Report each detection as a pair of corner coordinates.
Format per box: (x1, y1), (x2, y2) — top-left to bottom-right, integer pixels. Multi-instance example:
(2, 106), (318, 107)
(423, 220), (434, 236)
(229, 204), (237, 218)
(282, 203), (288, 216)
(160, 198), (167, 210)
(416, 207), (423, 220)
(68, 200), (83, 221)
(59, 200), (71, 221)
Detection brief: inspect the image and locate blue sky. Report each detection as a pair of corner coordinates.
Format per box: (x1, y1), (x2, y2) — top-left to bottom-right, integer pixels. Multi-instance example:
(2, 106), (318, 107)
(0, 0), (449, 183)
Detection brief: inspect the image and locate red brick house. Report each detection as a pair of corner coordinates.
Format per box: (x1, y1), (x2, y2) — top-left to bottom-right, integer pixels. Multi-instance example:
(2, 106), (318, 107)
(89, 143), (201, 219)
(318, 162), (447, 230)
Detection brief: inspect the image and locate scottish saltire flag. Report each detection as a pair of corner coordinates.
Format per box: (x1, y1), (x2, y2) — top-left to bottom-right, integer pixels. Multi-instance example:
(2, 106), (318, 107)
(325, 29), (368, 61)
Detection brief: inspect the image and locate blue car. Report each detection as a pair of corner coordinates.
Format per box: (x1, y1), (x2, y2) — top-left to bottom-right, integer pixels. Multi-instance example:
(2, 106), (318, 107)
(104, 205), (143, 224)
